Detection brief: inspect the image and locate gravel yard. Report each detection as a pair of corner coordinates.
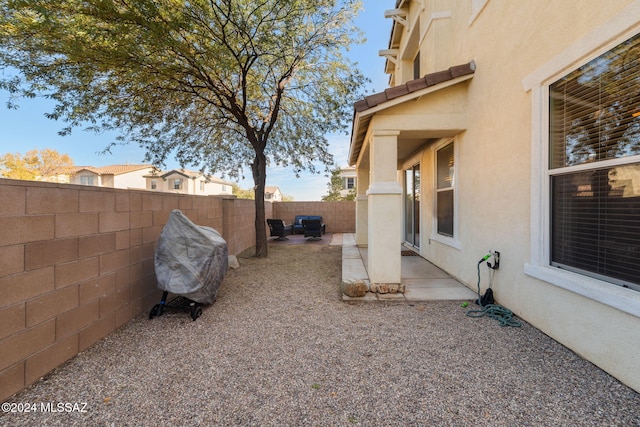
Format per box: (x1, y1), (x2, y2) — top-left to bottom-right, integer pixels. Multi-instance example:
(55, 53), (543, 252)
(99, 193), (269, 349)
(2, 243), (639, 426)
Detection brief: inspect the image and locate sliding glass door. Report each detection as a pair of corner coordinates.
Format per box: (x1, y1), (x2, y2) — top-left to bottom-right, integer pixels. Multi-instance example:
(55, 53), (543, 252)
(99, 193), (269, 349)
(405, 164), (421, 247)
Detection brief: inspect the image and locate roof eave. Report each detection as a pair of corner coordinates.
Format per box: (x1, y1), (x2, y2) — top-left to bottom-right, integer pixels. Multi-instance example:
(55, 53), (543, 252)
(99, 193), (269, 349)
(348, 62), (476, 167)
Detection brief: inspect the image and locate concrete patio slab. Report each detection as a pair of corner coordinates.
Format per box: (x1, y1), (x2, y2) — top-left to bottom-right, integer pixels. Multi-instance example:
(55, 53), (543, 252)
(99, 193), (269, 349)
(341, 234), (477, 302)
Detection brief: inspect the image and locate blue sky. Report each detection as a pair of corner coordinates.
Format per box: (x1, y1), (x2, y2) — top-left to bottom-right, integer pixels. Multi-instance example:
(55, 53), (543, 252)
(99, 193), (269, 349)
(0, 1), (391, 201)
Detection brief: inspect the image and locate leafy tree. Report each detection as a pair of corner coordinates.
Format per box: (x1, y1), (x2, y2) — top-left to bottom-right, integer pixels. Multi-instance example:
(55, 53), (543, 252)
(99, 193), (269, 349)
(0, 149), (74, 182)
(231, 183), (254, 200)
(0, 0), (366, 257)
(550, 34), (640, 166)
(322, 165), (355, 201)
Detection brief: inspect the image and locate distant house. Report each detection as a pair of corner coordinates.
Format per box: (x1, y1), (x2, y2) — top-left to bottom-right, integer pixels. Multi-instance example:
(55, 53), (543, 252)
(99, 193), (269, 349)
(69, 164), (155, 189)
(60, 164), (234, 195)
(145, 168), (234, 196)
(350, 0), (640, 392)
(264, 186), (283, 201)
(338, 166), (357, 198)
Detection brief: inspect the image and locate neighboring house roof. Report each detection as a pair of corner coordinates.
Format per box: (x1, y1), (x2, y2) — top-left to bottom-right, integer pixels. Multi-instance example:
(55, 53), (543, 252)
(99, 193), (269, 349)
(151, 168), (234, 185)
(208, 176), (234, 185)
(158, 168), (201, 179)
(265, 186), (281, 194)
(265, 186), (283, 200)
(339, 166), (356, 174)
(72, 164), (154, 175)
(349, 61), (476, 165)
(66, 166), (100, 175)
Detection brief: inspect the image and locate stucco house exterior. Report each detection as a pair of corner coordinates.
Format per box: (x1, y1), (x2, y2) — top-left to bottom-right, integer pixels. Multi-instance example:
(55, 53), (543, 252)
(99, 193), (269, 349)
(264, 186), (284, 201)
(145, 168), (234, 196)
(69, 164), (155, 189)
(351, 0), (640, 392)
(64, 164), (234, 196)
(338, 166), (357, 198)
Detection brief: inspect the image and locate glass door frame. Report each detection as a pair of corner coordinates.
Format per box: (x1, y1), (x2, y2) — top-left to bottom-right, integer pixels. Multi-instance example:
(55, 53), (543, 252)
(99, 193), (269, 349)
(404, 163), (421, 248)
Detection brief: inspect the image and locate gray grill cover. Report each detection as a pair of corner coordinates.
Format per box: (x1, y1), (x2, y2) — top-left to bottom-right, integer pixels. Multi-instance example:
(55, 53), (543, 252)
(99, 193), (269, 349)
(155, 210), (228, 304)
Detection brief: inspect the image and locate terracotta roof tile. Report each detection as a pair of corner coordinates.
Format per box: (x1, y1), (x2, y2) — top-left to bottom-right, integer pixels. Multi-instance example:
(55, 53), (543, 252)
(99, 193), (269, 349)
(353, 61), (476, 114)
(354, 100), (369, 112)
(450, 62), (476, 78)
(384, 84), (410, 99)
(366, 92), (389, 109)
(406, 77), (428, 92)
(425, 69), (454, 86)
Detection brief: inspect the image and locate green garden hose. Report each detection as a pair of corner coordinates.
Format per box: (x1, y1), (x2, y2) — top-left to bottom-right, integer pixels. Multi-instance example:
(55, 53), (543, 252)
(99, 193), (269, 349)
(466, 257), (521, 327)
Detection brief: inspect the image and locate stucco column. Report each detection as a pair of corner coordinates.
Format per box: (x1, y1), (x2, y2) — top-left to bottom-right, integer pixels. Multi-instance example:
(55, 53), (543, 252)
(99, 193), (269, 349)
(367, 130), (403, 292)
(355, 167), (369, 246)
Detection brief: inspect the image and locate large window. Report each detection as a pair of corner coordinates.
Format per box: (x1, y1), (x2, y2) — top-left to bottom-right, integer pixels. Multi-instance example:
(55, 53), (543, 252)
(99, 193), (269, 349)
(436, 142), (455, 237)
(549, 32), (640, 290)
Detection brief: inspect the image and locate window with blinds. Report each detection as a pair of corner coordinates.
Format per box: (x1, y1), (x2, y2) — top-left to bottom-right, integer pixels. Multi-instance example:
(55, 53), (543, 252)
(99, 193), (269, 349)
(436, 142), (454, 237)
(549, 32), (640, 291)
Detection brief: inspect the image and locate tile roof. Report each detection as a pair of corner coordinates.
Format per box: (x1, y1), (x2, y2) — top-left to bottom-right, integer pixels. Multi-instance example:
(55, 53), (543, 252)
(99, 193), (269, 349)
(354, 62), (476, 113)
(159, 168), (201, 179)
(349, 62), (476, 166)
(154, 168), (235, 185)
(96, 164), (154, 175)
(72, 164), (154, 175)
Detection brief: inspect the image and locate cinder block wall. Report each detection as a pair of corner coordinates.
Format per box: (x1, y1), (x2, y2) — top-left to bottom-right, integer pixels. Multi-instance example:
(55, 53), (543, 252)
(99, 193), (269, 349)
(0, 179), (354, 402)
(272, 201), (355, 233)
(0, 179), (256, 402)
(222, 196), (264, 255)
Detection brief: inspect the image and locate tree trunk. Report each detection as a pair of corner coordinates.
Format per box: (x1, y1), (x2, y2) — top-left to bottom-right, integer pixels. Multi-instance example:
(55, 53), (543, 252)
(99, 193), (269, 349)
(252, 150), (268, 257)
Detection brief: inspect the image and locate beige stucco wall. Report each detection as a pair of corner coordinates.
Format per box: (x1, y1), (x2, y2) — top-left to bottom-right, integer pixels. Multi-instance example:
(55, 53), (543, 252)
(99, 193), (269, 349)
(365, 0), (640, 391)
(113, 169), (154, 190)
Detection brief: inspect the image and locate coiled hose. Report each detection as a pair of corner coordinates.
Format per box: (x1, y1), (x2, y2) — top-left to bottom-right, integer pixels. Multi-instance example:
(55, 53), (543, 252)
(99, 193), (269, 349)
(465, 260), (521, 327)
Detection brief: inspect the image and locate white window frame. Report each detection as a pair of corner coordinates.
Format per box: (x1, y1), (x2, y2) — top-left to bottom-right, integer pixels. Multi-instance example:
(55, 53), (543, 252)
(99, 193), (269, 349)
(345, 177), (355, 190)
(522, 3), (640, 318)
(430, 138), (461, 250)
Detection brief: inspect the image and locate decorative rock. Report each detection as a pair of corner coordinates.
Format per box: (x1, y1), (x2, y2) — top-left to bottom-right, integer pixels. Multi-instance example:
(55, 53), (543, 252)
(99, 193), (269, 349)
(341, 280), (367, 298)
(372, 283), (405, 294)
(228, 255), (240, 269)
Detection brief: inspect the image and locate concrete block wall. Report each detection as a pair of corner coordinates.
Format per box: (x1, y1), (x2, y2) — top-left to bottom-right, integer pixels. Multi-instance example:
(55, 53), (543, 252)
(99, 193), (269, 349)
(222, 196), (261, 255)
(272, 201), (355, 233)
(0, 179), (354, 402)
(0, 179), (256, 402)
